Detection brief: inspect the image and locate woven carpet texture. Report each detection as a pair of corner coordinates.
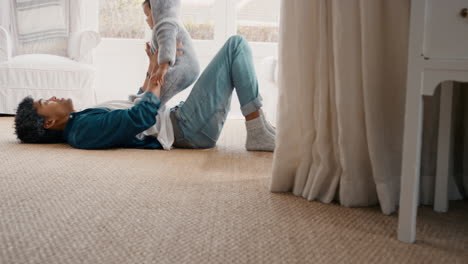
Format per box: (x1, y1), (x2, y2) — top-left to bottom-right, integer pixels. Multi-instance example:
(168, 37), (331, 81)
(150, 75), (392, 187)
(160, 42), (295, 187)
(0, 117), (467, 264)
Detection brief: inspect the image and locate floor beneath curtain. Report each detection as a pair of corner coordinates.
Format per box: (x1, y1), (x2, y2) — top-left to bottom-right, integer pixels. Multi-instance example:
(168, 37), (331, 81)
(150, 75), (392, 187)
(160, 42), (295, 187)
(0, 116), (467, 263)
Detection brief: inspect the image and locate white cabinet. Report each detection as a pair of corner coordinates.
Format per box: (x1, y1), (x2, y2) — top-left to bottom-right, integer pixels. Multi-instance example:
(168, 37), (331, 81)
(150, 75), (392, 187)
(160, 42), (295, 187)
(398, 0), (468, 243)
(424, 0), (468, 59)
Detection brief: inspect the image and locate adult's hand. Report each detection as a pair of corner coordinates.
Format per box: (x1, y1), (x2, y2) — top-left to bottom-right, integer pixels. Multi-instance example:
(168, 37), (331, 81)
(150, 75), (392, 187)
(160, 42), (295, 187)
(153, 62), (169, 84)
(148, 76), (162, 98)
(146, 42), (159, 67)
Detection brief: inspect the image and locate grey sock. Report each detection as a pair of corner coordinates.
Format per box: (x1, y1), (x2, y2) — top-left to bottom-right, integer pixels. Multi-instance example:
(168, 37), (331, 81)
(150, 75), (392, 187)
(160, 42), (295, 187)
(259, 109), (276, 136)
(245, 117), (275, 152)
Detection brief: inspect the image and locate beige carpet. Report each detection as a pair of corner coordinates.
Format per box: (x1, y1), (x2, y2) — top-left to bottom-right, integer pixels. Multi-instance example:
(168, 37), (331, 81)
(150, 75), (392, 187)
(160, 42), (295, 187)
(0, 116), (467, 264)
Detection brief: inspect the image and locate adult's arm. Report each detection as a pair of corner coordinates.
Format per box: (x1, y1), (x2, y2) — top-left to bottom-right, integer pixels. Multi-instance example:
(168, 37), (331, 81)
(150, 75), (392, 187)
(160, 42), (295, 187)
(141, 42), (160, 93)
(67, 92), (161, 149)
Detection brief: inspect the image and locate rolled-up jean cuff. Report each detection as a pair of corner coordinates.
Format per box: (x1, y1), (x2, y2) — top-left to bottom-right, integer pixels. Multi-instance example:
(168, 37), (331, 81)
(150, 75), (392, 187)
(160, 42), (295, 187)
(241, 95), (263, 116)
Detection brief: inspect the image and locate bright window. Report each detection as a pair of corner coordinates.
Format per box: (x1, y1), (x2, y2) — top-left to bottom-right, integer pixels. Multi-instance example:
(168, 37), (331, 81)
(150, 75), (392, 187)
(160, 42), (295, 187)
(180, 0), (216, 40)
(96, 0), (280, 120)
(99, 0), (146, 39)
(99, 0), (281, 42)
(236, 0), (280, 42)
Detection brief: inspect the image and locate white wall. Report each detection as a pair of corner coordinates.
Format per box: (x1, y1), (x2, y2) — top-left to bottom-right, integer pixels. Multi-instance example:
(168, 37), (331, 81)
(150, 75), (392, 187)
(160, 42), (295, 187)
(94, 38), (278, 123)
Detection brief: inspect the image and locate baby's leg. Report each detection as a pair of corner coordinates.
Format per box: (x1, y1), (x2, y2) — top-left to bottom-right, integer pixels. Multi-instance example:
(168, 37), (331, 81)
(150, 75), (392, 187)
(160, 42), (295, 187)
(159, 55), (200, 105)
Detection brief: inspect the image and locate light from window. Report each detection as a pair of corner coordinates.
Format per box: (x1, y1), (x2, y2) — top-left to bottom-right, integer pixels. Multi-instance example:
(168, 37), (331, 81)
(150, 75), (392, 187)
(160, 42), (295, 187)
(236, 0), (280, 42)
(99, 0), (146, 39)
(181, 0), (215, 40)
(99, 0), (280, 42)
(100, 0), (216, 40)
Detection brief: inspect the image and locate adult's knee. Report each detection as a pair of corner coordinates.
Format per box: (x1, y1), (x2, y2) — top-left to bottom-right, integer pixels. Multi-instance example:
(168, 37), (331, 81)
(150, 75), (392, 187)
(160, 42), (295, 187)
(228, 35), (246, 45)
(227, 35), (247, 51)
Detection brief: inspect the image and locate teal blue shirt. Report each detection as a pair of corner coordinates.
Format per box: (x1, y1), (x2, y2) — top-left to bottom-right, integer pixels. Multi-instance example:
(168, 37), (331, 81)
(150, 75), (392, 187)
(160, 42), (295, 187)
(63, 91), (162, 149)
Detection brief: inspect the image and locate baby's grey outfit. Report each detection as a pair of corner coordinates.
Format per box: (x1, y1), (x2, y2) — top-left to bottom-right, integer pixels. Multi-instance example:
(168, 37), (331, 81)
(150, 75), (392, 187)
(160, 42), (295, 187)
(150, 0), (200, 105)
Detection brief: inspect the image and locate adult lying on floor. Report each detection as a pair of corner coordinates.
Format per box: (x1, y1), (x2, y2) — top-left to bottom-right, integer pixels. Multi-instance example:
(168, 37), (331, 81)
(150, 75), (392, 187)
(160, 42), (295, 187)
(14, 36), (276, 152)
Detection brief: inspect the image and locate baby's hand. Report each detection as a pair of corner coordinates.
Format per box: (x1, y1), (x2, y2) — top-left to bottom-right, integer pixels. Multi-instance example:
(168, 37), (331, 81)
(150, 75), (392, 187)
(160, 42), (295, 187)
(176, 41), (184, 56)
(150, 41), (183, 84)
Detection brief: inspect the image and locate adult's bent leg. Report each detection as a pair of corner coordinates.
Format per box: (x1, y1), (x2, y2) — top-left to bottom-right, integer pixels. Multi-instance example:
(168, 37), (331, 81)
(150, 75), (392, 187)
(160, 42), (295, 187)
(228, 36), (275, 151)
(229, 36), (263, 116)
(174, 36), (262, 148)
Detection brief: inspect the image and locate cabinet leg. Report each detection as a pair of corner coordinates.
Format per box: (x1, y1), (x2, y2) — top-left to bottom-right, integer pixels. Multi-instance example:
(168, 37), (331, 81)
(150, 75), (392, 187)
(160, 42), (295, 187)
(434, 82), (453, 213)
(398, 93), (424, 243)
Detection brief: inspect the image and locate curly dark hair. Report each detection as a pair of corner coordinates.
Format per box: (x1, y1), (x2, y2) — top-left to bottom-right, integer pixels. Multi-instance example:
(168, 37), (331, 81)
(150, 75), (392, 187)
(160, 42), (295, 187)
(14, 96), (64, 143)
(142, 0), (151, 7)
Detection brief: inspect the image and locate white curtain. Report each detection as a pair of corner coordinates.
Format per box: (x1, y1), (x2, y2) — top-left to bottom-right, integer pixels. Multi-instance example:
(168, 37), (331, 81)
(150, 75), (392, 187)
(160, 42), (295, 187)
(271, 0), (466, 215)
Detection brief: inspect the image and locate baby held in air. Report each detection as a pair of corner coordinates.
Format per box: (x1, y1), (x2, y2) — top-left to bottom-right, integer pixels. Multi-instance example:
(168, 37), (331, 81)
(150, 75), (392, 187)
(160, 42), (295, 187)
(143, 0), (200, 105)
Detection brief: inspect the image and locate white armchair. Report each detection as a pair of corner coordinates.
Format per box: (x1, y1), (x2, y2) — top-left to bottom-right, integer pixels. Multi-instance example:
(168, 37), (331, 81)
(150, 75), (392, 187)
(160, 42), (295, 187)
(0, 0), (101, 114)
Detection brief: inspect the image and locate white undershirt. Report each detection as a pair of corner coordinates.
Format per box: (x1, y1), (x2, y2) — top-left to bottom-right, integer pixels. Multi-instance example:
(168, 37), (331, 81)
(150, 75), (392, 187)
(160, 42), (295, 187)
(92, 95), (174, 150)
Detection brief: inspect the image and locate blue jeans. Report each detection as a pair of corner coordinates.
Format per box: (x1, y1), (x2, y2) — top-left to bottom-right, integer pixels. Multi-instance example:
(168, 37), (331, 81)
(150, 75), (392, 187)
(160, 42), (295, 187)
(170, 35), (262, 148)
